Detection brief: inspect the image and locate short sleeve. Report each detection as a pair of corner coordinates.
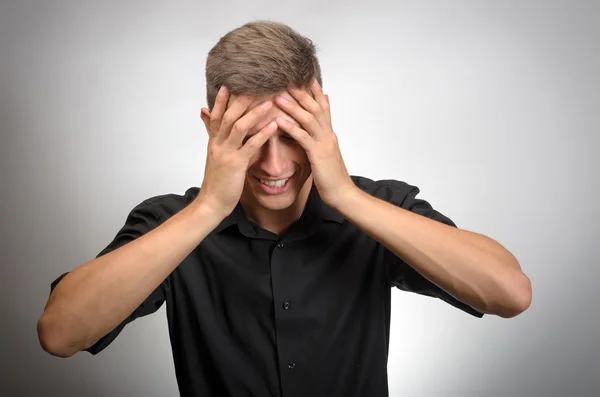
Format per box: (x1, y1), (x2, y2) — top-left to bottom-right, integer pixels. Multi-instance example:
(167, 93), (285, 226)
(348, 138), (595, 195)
(49, 199), (170, 354)
(375, 180), (484, 318)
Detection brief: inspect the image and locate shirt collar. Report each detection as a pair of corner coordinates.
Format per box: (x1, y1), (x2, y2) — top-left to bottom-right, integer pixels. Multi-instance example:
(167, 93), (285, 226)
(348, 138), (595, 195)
(214, 181), (344, 235)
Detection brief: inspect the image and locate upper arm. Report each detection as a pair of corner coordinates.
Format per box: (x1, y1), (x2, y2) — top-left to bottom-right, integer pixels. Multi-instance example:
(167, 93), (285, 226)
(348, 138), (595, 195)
(372, 180), (485, 318)
(48, 199), (170, 354)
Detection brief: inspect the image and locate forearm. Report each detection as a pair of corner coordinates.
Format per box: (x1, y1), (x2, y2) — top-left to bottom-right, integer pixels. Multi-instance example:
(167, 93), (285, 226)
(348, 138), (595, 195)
(38, 199), (224, 357)
(334, 187), (531, 318)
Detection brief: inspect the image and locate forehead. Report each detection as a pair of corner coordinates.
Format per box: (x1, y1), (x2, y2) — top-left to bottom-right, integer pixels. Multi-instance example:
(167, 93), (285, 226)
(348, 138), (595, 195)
(226, 90), (292, 112)
(225, 88), (314, 114)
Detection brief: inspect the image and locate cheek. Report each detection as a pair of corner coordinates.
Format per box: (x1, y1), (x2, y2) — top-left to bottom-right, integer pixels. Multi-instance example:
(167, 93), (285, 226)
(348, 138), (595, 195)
(293, 146), (310, 163)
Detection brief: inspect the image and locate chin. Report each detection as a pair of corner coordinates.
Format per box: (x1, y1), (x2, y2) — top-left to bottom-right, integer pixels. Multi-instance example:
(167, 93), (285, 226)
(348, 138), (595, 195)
(255, 194), (297, 211)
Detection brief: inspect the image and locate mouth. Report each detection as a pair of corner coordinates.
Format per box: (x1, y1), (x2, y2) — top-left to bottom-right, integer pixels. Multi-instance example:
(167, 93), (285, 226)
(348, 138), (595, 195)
(253, 173), (294, 195)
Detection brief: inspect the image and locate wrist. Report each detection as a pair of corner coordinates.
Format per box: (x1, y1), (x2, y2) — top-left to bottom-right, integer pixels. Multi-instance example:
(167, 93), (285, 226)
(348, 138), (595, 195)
(329, 185), (363, 214)
(188, 196), (230, 227)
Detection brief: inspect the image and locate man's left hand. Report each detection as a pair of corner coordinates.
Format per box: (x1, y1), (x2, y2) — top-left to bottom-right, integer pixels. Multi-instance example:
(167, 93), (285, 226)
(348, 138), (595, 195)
(274, 78), (355, 208)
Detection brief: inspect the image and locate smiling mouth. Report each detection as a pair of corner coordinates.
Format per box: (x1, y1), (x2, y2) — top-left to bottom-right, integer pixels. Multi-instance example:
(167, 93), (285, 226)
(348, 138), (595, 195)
(254, 174), (294, 188)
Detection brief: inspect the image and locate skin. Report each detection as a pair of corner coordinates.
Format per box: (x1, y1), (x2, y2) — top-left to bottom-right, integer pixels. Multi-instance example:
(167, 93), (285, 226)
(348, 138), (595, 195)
(200, 89), (316, 234)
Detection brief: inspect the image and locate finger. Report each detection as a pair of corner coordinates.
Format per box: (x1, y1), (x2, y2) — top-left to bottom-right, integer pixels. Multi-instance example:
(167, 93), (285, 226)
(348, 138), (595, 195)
(227, 99), (274, 148)
(240, 120), (278, 158)
(275, 117), (314, 152)
(216, 95), (255, 143)
(288, 83), (329, 129)
(323, 94), (331, 127)
(275, 93), (323, 140)
(310, 79), (331, 127)
(209, 85), (230, 137)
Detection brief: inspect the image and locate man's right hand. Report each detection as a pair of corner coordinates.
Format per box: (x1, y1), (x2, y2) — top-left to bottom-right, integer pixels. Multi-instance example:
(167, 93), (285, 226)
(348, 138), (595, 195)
(39, 86), (279, 358)
(196, 85), (277, 217)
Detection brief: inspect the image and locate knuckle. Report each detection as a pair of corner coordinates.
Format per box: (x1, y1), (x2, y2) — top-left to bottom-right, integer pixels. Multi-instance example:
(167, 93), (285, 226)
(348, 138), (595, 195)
(207, 146), (220, 158)
(209, 139), (222, 150)
(255, 106), (269, 116)
(222, 114), (234, 126)
(231, 122), (245, 136)
(297, 113), (308, 125)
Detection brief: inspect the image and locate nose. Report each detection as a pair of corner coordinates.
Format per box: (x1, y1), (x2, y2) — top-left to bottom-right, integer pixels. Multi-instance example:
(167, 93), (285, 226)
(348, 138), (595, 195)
(256, 137), (287, 177)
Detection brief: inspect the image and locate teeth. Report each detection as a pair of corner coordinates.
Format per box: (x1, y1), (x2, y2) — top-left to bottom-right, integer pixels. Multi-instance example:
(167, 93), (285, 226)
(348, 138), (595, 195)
(260, 178), (289, 188)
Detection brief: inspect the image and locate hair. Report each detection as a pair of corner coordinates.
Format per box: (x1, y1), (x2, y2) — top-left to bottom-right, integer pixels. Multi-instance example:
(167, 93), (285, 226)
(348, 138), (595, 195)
(205, 20), (322, 111)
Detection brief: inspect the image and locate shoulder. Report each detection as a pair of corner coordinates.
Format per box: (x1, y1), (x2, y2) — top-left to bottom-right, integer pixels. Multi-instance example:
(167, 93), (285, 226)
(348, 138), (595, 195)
(350, 175), (420, 206)
(135, 186), (201, 222)
(350, 175), (456, 226)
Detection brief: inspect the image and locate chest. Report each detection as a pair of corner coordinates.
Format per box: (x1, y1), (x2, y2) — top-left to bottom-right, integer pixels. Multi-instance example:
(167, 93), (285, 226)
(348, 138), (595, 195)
(169, 226), (388, 324)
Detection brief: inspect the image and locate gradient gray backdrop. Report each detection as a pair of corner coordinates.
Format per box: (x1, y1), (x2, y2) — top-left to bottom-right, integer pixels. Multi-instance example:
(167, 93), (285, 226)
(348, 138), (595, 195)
(1, 1), (598, 396)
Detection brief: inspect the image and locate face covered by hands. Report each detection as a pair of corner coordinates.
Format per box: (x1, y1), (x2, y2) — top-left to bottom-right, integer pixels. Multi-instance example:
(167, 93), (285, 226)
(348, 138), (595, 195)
(200, 78), (355, 223)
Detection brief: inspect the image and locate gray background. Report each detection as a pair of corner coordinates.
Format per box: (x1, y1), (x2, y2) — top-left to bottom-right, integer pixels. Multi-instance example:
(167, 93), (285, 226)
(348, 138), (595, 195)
(1, 0), (598, 396)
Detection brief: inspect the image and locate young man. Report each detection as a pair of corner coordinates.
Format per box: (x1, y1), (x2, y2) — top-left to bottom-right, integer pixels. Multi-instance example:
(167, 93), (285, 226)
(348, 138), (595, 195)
(38, 20), (532, 397)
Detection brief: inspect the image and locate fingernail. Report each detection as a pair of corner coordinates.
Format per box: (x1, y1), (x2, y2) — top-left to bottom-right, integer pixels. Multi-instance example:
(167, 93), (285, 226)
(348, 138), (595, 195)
(278, 96), (289, 104)
(261, 100), (272, 109)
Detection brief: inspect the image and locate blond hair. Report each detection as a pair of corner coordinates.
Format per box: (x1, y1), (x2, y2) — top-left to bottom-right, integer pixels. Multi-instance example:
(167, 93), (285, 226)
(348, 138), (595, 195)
(205, 20), (322, 110)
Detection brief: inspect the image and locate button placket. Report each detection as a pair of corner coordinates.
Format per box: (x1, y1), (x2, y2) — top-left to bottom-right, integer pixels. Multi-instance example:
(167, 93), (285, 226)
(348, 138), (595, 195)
(270, 238), (299, 392)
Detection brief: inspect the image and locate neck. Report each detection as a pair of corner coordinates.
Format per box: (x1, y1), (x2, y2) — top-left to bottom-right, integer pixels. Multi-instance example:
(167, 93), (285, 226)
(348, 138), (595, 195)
(241, 175), (313, 236)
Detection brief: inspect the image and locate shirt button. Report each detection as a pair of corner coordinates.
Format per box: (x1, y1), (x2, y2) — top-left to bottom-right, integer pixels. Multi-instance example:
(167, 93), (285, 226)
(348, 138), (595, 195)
(282, 300), (291, 310)
(287, 361), (296, 370)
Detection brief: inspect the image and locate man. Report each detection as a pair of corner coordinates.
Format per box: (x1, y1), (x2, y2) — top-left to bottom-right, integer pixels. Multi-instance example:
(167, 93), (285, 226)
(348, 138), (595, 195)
(37, 20), (532, 397)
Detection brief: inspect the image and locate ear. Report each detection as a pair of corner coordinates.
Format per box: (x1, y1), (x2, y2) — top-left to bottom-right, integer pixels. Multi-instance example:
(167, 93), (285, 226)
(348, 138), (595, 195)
(200, 108), (211, 136)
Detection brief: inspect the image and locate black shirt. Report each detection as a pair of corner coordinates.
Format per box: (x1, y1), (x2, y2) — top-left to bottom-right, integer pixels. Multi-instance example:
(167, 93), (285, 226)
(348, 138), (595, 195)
(50, 175), (483, 397)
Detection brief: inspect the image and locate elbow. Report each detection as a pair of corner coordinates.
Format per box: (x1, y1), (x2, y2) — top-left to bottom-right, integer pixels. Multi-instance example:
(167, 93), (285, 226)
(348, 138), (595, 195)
(495, 272), (533, 318)
(37, 313), (79, 358)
